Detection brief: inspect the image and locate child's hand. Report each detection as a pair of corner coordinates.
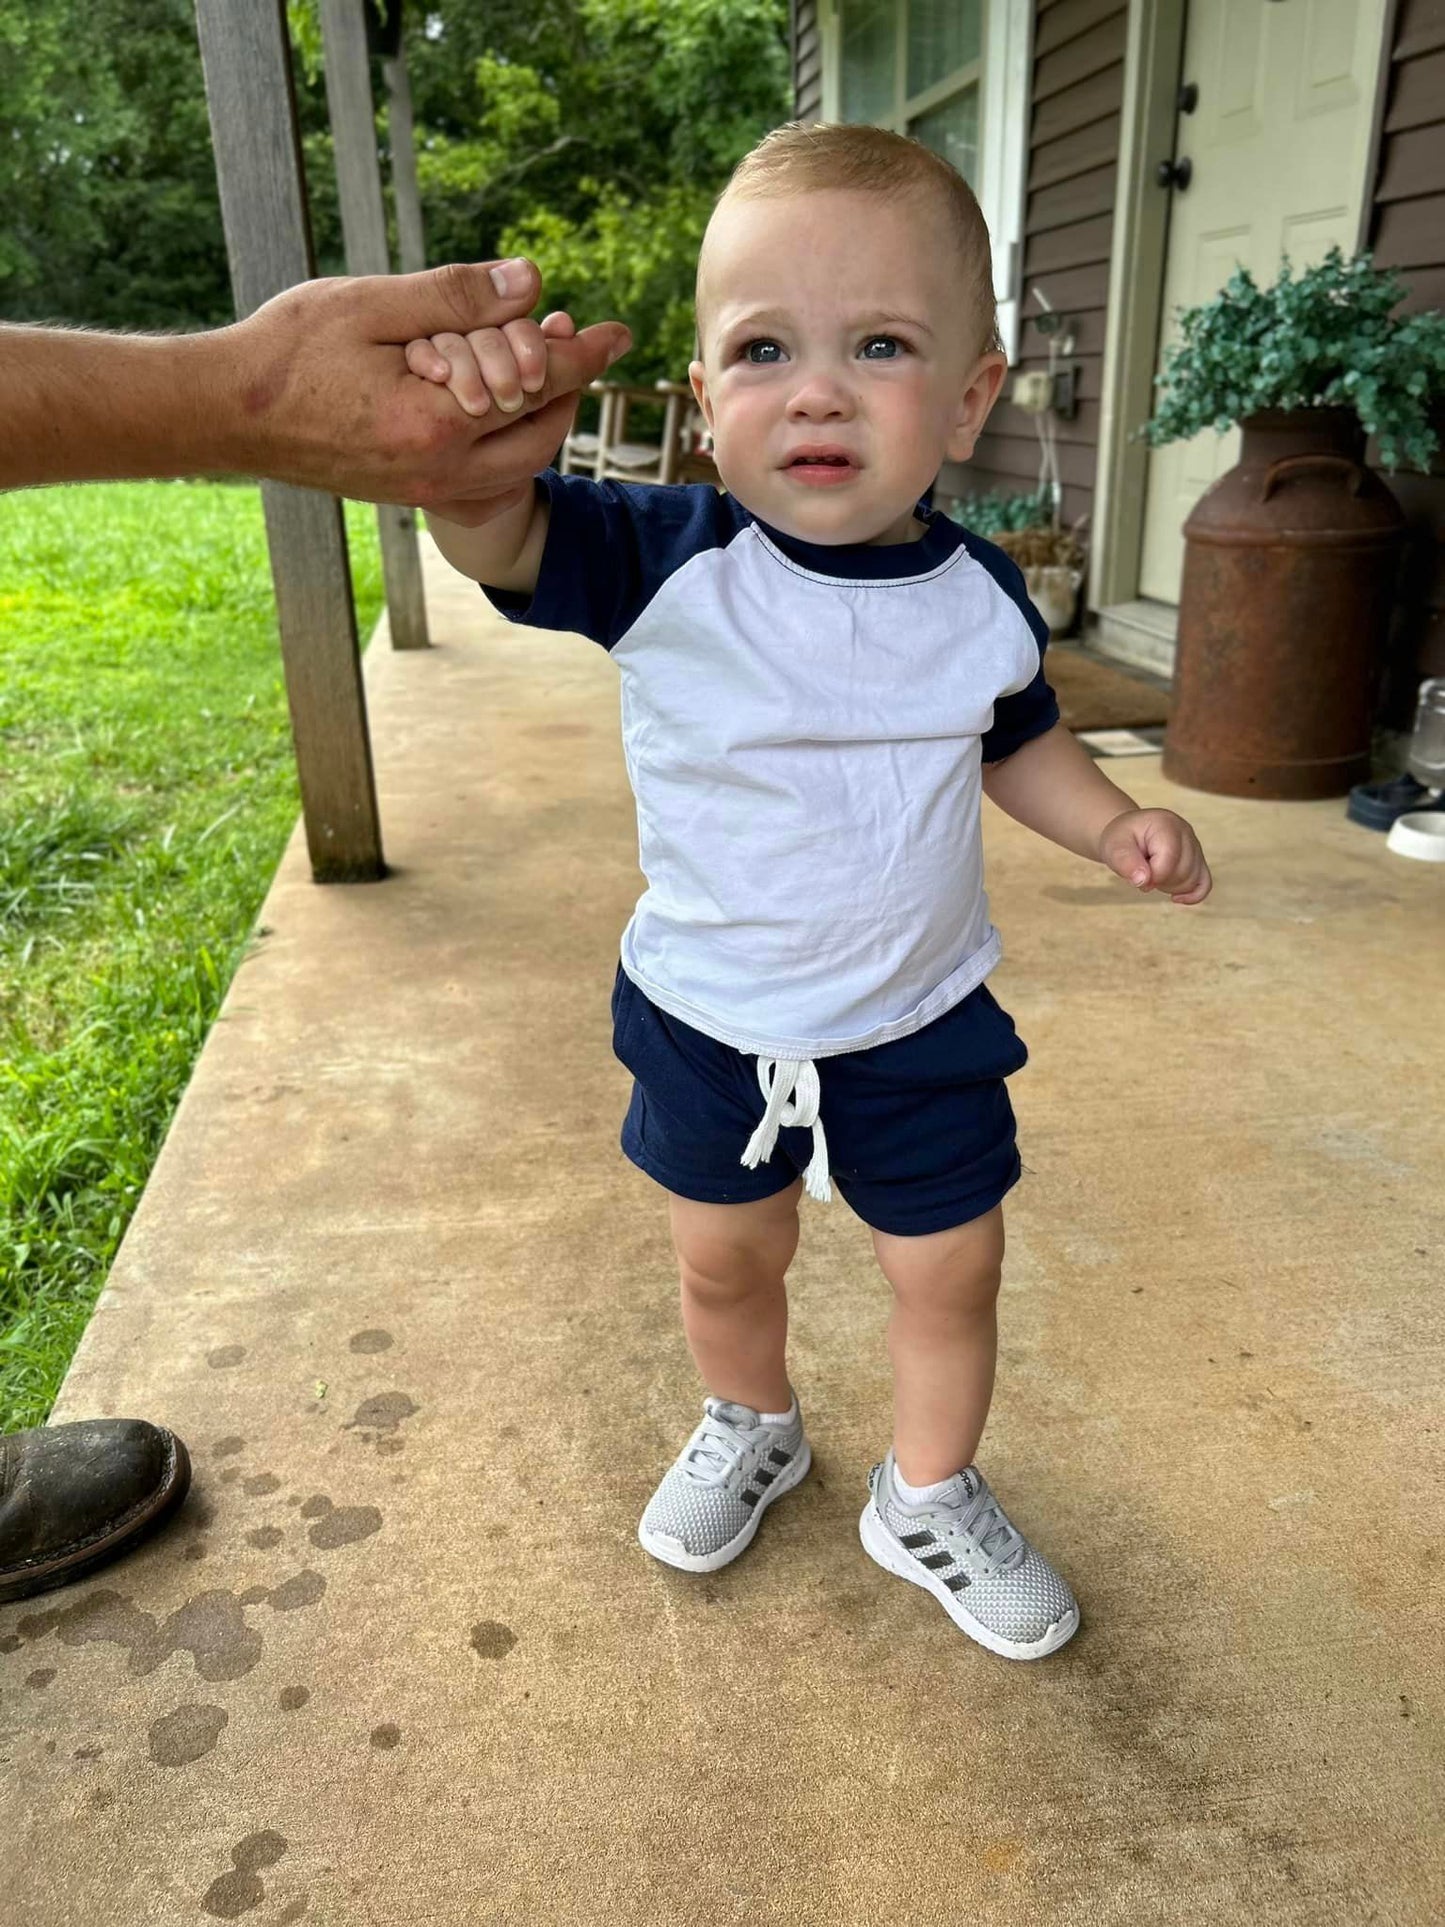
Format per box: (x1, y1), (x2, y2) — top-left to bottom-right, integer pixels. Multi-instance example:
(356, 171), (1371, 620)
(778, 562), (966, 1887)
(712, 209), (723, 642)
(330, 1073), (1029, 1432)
(1098, 809), (1212, 904)
(405, 309), (579, 418)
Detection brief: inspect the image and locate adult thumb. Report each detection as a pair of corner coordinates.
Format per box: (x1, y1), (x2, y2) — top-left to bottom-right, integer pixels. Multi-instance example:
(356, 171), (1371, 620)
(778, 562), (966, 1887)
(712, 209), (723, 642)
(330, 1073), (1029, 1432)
(357, 258), (544, 343)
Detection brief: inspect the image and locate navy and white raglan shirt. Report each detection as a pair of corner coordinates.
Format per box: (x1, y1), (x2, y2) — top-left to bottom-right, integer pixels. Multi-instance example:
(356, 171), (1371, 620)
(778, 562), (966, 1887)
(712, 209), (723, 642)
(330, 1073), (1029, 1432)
(483, 469), (1059, 1201)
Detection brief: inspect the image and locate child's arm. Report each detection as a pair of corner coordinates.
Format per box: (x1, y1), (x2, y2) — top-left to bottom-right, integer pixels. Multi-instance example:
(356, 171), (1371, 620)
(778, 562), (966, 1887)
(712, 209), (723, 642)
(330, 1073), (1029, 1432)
(983, 722), (1211, 903)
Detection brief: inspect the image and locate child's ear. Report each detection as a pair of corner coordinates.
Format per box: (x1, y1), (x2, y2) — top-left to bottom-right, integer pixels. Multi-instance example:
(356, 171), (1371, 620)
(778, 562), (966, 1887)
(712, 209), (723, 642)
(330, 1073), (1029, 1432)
(688, 359), (714, 429)
(945, 351), (1009, 464)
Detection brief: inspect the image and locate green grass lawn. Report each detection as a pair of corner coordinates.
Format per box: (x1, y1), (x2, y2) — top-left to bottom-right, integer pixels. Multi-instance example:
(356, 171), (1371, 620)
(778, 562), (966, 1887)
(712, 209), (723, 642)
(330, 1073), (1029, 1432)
(0, 481), (383, 1430)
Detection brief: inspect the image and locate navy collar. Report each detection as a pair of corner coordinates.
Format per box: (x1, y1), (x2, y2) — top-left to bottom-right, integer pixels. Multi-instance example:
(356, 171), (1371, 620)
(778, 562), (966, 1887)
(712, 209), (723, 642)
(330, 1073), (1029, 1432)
(739, 500), (961, 581)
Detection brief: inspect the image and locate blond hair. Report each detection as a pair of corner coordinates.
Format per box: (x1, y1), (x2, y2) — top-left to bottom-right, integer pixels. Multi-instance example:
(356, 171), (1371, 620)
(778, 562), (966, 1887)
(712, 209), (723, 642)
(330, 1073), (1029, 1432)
(696, 120), (1001, 362)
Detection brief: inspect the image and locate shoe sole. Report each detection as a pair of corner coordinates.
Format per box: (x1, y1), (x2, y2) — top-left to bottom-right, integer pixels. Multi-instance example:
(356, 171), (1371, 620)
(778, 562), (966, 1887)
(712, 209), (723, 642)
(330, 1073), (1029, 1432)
(0, 1430), (193, 1607)
(859, 1497), (1080, 1660)
(639, 1439), (812, 1574)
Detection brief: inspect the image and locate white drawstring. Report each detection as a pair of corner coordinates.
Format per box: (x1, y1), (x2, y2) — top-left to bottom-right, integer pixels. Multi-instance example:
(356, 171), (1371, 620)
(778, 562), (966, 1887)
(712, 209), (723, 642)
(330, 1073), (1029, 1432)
(739, 1058), (833, 1203)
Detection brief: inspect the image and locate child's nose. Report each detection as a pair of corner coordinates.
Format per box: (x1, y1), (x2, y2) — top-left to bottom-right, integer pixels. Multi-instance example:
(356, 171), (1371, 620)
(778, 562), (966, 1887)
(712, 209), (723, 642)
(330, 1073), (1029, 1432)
(785, 369), (855, 417)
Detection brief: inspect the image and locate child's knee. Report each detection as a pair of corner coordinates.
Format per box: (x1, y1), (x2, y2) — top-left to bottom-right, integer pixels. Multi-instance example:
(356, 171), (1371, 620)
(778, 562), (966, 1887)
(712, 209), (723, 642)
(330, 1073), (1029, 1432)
(873, 1204), (1004, 1319)
(669, 1181), (803, 1298)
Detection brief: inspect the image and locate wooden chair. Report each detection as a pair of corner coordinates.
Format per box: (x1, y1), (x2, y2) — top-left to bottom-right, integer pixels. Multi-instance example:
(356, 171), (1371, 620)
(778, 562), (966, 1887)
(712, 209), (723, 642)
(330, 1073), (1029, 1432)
(557, 382), (617, 476)
(560, 377), (719, 489)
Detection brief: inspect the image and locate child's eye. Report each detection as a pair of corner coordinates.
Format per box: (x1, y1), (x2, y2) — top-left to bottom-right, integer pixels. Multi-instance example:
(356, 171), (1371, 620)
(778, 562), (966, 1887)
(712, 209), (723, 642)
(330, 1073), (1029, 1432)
(741, 339), (784, 364)
(861, 335), (904, 359)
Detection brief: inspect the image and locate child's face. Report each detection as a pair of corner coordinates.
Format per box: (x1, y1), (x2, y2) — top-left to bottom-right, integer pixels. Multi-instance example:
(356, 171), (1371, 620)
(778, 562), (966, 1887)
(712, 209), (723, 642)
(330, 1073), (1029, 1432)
(689, 188), (1007, 546)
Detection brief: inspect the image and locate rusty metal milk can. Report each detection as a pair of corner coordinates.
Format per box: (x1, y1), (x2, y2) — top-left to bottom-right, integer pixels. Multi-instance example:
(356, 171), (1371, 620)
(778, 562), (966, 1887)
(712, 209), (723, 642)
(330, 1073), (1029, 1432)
(1163, 407), (1405, 799)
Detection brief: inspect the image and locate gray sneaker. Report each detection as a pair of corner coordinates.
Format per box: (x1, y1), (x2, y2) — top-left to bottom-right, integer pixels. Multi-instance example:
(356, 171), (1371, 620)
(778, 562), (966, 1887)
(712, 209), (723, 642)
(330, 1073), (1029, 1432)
(638, 1395), (811, 1573)
(860, 1449), (1079, 1660)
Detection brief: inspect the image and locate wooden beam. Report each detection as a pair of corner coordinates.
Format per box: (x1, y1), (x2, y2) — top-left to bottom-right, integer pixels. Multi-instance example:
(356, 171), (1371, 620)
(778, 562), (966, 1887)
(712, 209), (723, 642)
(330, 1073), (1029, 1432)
(193, 0), (384, 883)
(319, 0), (431, 653)
(383, 46), (428, 275)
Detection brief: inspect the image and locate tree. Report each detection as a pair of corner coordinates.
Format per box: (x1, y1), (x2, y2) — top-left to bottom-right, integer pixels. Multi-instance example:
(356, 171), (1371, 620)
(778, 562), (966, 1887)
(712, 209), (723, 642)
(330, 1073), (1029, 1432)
(0, 0), (230, 331)
(2, 0), (793, 377)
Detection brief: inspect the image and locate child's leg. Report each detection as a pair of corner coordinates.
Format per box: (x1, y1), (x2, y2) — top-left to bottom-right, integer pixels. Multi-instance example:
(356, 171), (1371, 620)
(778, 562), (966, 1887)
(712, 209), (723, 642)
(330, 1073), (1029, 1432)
(870, 1202), (1004, 1485)
(667, 1176), (804, 1413)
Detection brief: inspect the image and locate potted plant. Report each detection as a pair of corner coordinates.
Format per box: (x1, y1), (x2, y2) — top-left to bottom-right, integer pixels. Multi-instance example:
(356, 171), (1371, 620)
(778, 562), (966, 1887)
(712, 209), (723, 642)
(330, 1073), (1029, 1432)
(1136, 247), (1445, 800)
(1142, 246), (1444, 473)
(947, 486), (1089, 636)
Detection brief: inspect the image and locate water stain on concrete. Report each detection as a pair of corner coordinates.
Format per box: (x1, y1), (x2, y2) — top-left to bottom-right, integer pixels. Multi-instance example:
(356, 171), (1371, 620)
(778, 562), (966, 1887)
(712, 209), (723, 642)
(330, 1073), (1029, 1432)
(278, 1685), (309, 1711)
(26, 1667), (56, 1688)
(370, 1723), (401, 1749)
(299, 1496), (332, 1520)
(246, 1527), (284, 1551)
(212, 1438), (245, 1458)
(242, 1473), (282, 1498)
(208, 1346), (247, 1369)
(17, 1590), (263, 1682)
(346, 1392), (418, 1435)
(201, 1829), (287, 1919)
(349, 1330), (394, 1354)
(0, 1633), (22, 1653)
(268, 1571), (326, 1613)
(150, 1702), (228, 1766)
(308, 1506), (381, 1551)
(88, 1787), (116, 1809)
(470, 1621), (518, 1659)
(220, 1469), (241, 1485)
(14, 1572), (327, 1678)
(184, 1542), (208, 1562)
(375, 1438), (405, 1456)
(273, 1900), (309, 1925)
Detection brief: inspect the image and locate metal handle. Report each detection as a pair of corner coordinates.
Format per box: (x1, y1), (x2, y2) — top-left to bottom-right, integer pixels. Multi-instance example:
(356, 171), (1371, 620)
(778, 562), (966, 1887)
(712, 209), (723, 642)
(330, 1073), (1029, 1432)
(1156, 156), (1193, 190)
(1260, 454), (1366, 501)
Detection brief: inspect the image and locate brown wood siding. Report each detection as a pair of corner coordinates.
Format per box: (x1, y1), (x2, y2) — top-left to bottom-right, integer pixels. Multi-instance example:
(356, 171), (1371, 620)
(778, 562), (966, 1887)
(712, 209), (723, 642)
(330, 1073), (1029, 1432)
(1363, 0), (1445, 722)
(941, 0), (1126, 530)
(793, 0), (823, 122)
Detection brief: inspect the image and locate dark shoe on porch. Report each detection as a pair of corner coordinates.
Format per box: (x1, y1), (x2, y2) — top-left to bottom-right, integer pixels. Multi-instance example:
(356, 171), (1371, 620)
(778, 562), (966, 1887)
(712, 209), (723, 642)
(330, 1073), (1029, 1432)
(0, 1418), (192, 1606)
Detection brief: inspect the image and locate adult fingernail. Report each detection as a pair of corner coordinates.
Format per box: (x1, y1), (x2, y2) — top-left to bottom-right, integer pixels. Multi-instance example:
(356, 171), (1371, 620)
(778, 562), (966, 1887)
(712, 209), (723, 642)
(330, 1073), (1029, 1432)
(490, 258), (530, 297)
(496, 395), (524, 413)
(607, 334), (632, 366)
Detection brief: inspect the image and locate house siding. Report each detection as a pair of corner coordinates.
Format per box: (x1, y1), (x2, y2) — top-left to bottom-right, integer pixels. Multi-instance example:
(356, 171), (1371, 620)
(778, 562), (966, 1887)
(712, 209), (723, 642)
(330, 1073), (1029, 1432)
(937, 0), (1127, 528)
(1362, 0), (1445, 722)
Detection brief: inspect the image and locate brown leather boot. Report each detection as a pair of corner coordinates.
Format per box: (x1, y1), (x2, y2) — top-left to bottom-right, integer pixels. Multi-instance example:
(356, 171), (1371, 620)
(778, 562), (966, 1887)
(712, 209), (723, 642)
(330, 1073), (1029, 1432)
(0, 1419), (192, 1605)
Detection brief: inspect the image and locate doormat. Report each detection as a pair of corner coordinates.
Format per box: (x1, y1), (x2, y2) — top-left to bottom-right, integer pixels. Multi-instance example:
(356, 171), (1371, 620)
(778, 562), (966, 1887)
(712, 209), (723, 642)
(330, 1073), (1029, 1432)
(1048, 644), (1172, 733)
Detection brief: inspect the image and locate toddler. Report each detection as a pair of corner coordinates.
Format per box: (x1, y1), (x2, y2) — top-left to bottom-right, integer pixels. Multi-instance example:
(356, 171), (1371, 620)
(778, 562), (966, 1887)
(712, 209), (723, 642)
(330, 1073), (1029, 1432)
(405, 122), (1211, 1661)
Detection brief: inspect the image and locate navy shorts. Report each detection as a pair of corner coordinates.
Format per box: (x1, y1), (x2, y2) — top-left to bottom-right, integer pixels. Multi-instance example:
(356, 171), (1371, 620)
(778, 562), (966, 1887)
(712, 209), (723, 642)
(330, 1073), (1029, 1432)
(609, 963), (1029, 1237)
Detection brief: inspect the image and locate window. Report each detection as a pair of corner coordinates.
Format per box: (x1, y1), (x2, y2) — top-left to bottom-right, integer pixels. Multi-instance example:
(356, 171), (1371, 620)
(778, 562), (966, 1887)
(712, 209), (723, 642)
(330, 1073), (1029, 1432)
(839, 0), (985, 188)
(828, 0), (1031, 359)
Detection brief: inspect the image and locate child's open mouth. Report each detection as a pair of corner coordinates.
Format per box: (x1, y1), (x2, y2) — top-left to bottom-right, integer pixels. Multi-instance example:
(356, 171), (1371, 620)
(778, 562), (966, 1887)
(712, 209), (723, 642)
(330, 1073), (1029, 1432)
(785, 449), (859, 487)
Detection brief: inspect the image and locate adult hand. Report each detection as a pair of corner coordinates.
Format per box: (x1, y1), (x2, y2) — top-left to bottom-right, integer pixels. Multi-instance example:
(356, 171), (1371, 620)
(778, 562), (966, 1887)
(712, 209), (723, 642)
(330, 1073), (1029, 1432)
(0, 257), (630, 502)
(225, 258), (630, 507)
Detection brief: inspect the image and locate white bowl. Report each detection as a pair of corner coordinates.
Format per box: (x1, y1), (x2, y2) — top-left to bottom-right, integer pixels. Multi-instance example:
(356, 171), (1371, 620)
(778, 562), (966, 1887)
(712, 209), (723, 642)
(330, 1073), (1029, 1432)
(1386, 810), (1445, 862)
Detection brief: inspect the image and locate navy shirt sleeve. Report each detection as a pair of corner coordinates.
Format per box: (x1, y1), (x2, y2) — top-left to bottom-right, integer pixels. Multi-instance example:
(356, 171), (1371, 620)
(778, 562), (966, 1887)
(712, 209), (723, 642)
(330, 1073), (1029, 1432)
(481, 469), (738, 652)
(960, 530), (1063, 763)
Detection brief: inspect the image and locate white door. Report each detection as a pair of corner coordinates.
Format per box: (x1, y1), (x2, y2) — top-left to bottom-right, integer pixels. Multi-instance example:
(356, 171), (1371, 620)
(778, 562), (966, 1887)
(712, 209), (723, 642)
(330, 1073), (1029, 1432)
(1136, 0), (1387, 605)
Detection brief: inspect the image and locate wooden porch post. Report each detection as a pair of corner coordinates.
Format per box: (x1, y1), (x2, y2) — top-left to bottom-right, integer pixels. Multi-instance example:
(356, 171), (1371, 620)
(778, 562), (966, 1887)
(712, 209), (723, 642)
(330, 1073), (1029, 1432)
(382, 41), (428, 276)
(193, 0), (384, 883)
(319, 0), (431, 653)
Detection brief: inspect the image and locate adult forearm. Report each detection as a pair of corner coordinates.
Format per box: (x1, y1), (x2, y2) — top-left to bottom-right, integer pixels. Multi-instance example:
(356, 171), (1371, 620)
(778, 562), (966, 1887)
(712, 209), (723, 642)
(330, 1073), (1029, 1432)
(981, 721), (1141, 863)
(0, 326), (247, 488)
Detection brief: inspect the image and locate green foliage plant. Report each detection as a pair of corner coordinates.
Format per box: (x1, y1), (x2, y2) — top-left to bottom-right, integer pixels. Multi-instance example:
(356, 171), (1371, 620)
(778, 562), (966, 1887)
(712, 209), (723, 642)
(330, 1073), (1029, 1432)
(1141, 247), (1445, 473)
(947, 486), (1053, 537)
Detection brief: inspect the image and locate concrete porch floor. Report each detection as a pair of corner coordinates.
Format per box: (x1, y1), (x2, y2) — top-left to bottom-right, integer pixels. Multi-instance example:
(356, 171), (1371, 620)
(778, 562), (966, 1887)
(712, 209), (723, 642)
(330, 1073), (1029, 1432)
(3, 538), (1442, 1925)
